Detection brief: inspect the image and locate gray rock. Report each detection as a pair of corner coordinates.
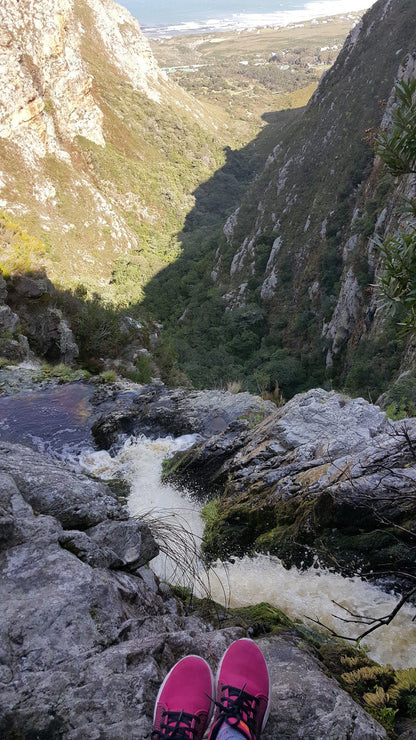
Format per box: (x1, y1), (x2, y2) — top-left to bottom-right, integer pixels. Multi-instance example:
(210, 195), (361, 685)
(0, 304), (19, 334)
(0, 333), (33, 363)
(0, 472), (17, 549)
(0, 273), (7, 302)
(170, 390), (416, 580)
(0, 441), (389, 739)
(58, 316), (79, 363)
(86, 519), (159, 570)
(58, 529), (123, 569)
(91, 381), (275, 448)
(157, 387), (275, 437)
(0, 455), (240, 739)
(0, 470), (61, 549)
(0, 442), (125, 529)
(259, 635), (387, 739)
(12, 273), (55, 299)
(19, 305), (79, 364)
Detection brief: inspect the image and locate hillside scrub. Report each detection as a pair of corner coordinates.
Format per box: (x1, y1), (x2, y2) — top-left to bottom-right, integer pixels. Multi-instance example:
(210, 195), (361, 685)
(0, 211), (46, 278)
(375, 79), (416, 333)
(143, 0), (416, 402)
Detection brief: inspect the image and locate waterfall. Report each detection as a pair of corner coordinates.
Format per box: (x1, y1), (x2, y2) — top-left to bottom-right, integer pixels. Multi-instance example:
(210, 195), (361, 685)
(80, 434), (416, 669)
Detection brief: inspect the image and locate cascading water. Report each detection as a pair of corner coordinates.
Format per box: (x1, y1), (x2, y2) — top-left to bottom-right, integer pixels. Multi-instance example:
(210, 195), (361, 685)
(4, 383), (414, 667)
(82, 433), (416, 670)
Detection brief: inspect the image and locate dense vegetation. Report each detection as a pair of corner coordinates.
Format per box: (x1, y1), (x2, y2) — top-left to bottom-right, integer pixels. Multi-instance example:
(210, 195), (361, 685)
(143, 0), (416, 401)
(375, 79), (416, 333)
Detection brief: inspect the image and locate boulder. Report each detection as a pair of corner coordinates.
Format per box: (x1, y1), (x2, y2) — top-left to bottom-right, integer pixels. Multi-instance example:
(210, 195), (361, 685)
(11, 273), (55, 299)
(18, 305), (79, 363)
(86, 519), (159, 571)
(0, 442), (125, 529)
(0, 333), (33, 363)
(91, 381), (275, 448)
(168, 390), (416, 581)
(259, 635), (387, 740)
(58, 529), (123, 569)
(0, 305), (19, 334)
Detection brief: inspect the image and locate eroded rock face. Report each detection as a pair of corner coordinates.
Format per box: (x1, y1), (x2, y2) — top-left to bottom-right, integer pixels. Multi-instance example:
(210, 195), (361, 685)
(18, 305), (80, 363)
(0, 443), (239, 739)
(259, 635), (387, 740)
(0, 0), (104, 158)
(0, 443), (230, 738)
(0, 0), (164, 161)
(0, 441), (124, 528)
(0, 271), (79, 364)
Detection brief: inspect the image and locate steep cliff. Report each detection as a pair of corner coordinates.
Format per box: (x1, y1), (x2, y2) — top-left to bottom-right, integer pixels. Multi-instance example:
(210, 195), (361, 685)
(146, 0), (416, 399)
(0, 0), (226, 294)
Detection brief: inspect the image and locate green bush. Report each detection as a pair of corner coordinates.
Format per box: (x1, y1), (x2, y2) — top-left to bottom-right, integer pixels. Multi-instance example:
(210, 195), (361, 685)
(124, 355), (152, 384)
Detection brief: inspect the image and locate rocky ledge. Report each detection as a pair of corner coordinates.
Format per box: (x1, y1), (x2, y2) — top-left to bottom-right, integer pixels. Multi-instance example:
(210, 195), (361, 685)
(91, 380), (275, 445)
(0, 419), (388, 738)
(165, 388), (416, 585)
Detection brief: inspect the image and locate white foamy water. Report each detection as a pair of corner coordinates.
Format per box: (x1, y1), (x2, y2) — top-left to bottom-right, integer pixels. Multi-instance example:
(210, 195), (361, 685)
(86, 434), (416, 668)
(207, 556), (416, 668)
(82, 435), (205, 584)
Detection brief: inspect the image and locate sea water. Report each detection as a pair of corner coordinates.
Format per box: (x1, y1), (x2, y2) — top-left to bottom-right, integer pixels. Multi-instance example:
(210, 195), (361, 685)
(118, 0), (376, 36)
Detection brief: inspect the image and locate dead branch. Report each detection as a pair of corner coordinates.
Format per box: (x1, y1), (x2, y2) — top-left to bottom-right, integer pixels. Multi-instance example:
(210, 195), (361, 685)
(305, 584), (416, 643)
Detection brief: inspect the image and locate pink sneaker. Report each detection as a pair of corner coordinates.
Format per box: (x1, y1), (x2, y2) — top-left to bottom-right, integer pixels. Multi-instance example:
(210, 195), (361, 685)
(152, 655), (214, 739)
(208, 639), (270, 740)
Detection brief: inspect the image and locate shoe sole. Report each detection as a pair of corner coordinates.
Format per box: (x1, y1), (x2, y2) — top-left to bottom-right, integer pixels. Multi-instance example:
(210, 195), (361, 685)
(153, 654), (215, 726)
(214, 638), (271, 733)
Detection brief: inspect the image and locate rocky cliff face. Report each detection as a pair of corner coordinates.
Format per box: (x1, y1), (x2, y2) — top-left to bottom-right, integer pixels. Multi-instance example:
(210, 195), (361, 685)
(0, 0), (222, 293)
(0, 386), (390, 739)
(156, 0), (416, 397)
(0, 0), (163, 163)
(218, 0), (416, 385)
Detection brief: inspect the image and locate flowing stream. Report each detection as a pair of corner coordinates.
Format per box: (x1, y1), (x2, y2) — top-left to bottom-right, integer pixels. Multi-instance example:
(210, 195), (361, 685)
(1, 383), (415, 669)
(82, 434), (416, 670)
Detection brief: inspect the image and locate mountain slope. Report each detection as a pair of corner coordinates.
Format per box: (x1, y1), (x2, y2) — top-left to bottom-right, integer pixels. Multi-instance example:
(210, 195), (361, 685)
(145, 0), (416, 398)
(0, 0), (231, 296)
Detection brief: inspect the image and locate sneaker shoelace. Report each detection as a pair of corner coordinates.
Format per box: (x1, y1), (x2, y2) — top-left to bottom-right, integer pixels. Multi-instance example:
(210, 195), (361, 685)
(151, 709), (201, 739)
(212, 684), (258, 739)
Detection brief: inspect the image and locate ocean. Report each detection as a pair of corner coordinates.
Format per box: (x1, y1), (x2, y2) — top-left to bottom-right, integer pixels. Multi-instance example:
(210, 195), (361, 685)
(118, 0), (375, 36)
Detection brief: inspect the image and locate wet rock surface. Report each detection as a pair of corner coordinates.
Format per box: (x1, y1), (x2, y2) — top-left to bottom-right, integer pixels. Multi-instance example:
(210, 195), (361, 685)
(0, 441), (124, 529)
(91, 380), (275, 447)
(0, 382), (398, 739)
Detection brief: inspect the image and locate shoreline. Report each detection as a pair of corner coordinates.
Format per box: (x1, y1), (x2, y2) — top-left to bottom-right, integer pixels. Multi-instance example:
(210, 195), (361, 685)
(141, 3), (372, 38)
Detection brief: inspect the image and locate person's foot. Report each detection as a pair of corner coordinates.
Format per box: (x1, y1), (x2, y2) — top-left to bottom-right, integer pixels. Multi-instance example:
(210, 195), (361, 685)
(152, 655), (214, 739)
(208, 639), (270, 740)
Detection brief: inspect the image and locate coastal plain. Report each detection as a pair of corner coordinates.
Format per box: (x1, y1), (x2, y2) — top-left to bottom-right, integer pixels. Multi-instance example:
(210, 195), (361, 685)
(149, 12), (364, 134)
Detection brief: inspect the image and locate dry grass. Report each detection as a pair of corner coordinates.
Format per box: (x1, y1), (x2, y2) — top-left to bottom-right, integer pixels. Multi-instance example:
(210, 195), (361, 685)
(135, 509), (231, 606)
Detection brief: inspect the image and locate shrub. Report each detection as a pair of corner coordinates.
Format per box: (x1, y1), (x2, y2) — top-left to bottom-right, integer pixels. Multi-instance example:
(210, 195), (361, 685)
(0, 211), (46, 276)
(99, 369), (117, 383)
(124, 355), (152, 384)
